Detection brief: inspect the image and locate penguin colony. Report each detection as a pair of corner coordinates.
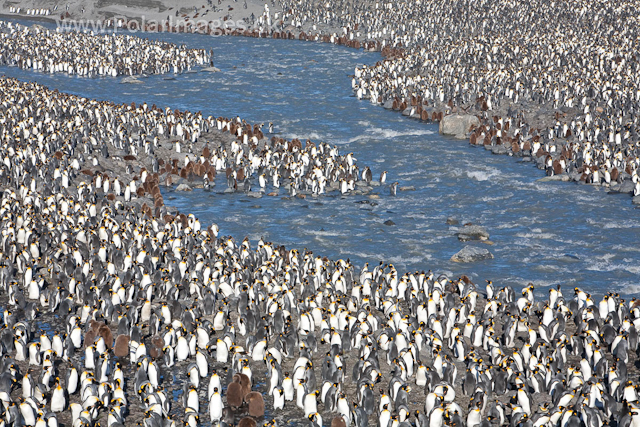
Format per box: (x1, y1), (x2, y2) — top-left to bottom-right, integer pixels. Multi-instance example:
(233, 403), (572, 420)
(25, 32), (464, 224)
(47, 4), (374, 50)
(0, 21), (209, 76)
(41, 0), (640, 200)
(0, 72), (637, 427)
(0, 69), (639, 427)
(0, 72), (374, 198)
(273, 0), (640, 200)
(0, 72), (381, 427)
(0, 6), (637, 427)
(228, 3), (376, 50)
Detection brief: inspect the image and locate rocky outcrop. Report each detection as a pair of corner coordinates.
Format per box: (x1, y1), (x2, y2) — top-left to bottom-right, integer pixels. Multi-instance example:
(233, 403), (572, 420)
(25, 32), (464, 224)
(439, 114), (479, 139)
(451, 246), (494, 263)
(456, 224), (490, 241)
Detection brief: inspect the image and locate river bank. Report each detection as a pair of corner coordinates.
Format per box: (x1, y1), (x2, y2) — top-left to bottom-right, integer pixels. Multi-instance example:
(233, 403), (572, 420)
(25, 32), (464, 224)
(7, 0), (640, 207)
(0, 7), (638, 427)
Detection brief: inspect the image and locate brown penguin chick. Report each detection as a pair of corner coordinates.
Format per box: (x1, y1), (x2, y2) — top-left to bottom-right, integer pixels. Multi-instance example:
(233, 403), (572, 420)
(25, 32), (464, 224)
(331, 416), (347, 427)
(238, 417), (257, 427)
(113, 335), (130, 358)
(97, 325), (113, 348)
(88, 320), (104, 333)
(149, 335), (164, 359)
(83, 328), (97, 348)
(148, 342), (162, 359)
(151, 335), (164, 349)
(245, 392), (264, 417)
(238, 373), (252, 398)
(226, 381), (243, 409)
(84, 320), (104, 347)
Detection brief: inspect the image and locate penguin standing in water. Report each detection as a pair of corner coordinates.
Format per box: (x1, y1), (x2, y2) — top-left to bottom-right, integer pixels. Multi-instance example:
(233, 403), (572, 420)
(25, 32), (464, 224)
(390, 181), (399, 196)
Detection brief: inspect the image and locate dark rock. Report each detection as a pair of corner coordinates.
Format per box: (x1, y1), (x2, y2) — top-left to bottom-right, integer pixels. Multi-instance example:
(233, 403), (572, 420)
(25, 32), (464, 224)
(383, 220), (395, 226)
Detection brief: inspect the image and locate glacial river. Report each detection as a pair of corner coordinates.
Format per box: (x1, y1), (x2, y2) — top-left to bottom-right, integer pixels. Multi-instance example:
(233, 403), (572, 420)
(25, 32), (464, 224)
(3, 20), (639, 298)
